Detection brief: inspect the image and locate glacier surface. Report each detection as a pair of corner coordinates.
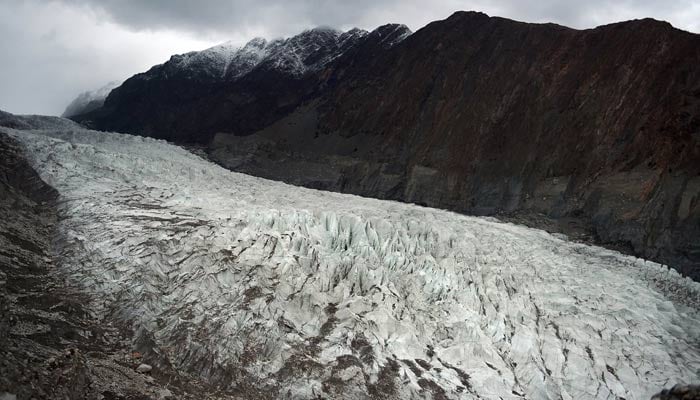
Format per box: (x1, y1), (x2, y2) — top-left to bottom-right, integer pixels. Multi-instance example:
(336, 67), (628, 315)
(7, 126), (700, 399)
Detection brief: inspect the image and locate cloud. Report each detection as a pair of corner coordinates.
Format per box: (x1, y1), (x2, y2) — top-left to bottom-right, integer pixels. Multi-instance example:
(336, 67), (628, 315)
(0, 0), (698, 115)
(56, 0), (700, 36)
(0, 1), (213, 115)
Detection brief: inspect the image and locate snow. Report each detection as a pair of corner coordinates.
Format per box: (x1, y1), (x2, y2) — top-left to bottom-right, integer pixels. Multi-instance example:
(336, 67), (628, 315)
(173, 38), (273, 79)
(225, 37), (270, 78)
(372, 24), (412, 47)
(6, 125), (700, 399)
(163, 41), (243, 79)
(142, 27), (378, 81)
(252, 27), (383, 75)
(384, 24), (412, 46)
(220, 27), (371, 78)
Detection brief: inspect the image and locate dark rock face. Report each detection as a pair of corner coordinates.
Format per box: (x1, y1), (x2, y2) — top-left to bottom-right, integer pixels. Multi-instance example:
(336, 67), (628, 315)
(74, 12), (700, 279)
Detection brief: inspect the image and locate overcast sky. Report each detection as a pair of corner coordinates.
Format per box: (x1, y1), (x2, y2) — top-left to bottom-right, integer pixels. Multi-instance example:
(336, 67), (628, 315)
(1, 0), (698, 116)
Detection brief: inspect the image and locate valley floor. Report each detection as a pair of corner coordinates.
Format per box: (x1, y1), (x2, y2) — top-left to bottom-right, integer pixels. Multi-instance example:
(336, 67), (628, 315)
(2, 123), (699, 399)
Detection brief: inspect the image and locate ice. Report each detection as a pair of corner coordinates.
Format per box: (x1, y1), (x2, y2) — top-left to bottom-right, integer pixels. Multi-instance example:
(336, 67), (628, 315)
(6, 125), (700, 399)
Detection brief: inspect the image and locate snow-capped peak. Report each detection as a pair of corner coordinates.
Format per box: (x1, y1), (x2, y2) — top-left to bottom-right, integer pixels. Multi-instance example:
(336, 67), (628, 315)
(162, 40), (243, 80)
(135, 26), (396, 82)
(254, 27), (350, 75)
(224, 37), (271, 79)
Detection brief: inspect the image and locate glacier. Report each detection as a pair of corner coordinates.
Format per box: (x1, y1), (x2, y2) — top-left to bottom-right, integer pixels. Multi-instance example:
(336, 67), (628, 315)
(5, 126), (699, 399)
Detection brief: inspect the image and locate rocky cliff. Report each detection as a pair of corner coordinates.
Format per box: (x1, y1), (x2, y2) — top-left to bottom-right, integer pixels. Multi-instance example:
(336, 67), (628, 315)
(73, 12), (700, 279)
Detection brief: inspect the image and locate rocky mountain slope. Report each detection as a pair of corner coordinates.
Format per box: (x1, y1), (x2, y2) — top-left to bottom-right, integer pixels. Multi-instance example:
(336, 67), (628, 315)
(72, 12), (700, 280)
(72, 24), (410, 142)
(3, 116), (699, 399)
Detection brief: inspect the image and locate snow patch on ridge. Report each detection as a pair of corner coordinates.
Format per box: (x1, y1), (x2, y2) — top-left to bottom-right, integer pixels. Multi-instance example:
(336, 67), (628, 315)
(61, 81), (120, 118)
(129, 25), (410, 82)
(7, 126), (700, 400)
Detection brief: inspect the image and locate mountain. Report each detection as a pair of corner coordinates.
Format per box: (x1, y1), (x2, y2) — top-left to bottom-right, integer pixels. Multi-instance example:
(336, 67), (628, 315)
(61, 80), (120, 118)
(140, 27), (374, 82)
(2, 118), (698, 398)
(72, 24), (410, 142)
(71, 12), (700, 280)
